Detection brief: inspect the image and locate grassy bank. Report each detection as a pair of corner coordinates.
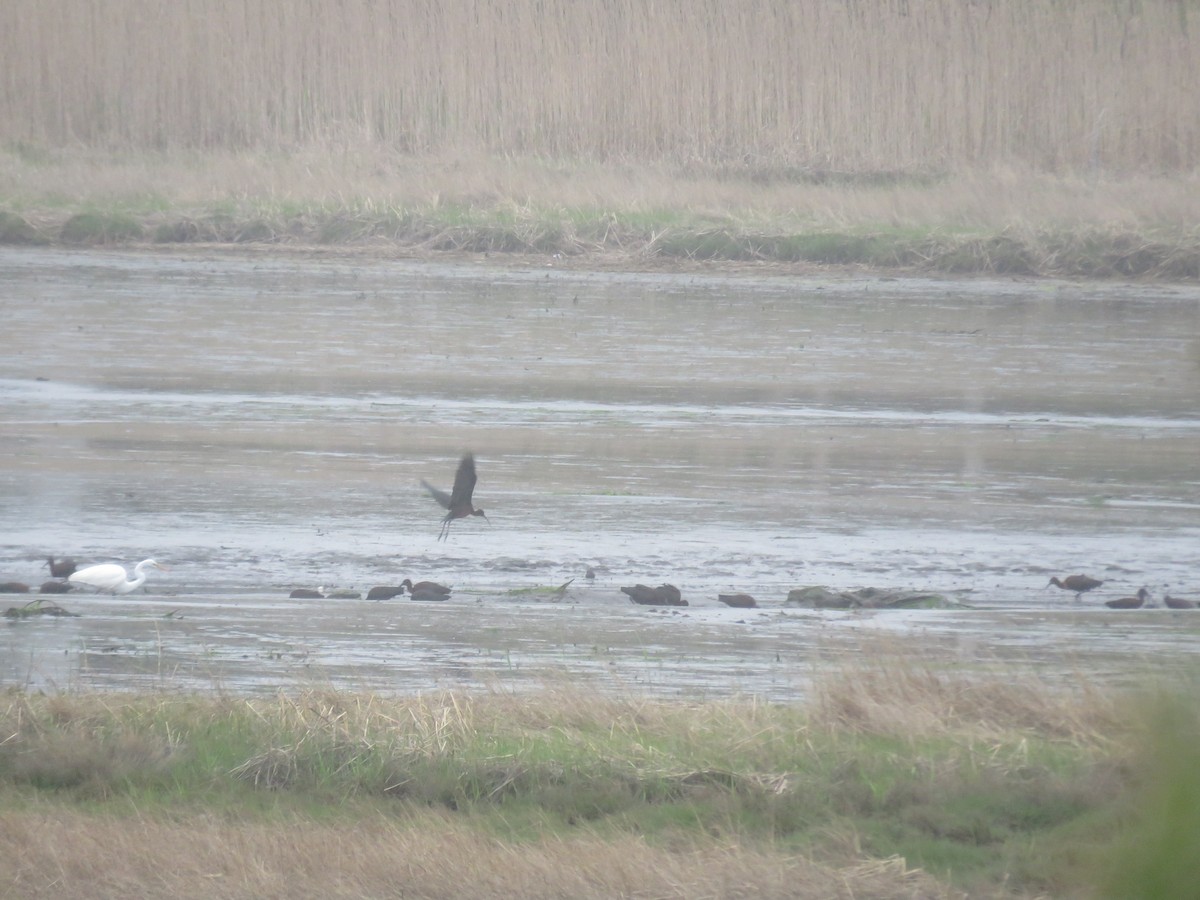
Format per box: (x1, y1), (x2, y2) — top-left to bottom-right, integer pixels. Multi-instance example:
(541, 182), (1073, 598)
(2, 148), (1198, 279)
(3, 655), (1199, 898)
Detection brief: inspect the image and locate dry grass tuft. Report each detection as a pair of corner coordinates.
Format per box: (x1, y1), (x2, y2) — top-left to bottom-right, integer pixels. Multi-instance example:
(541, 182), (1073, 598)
(809, 647), (1121, 748)
(0, 809), (969, 900)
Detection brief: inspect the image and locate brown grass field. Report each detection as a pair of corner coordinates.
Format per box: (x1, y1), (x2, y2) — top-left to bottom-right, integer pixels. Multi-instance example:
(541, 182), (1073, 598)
(2, 2), (1199, 276)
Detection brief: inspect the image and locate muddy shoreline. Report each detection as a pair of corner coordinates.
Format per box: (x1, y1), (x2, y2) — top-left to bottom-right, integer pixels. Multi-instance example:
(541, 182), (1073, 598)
(2, 246), (1198, 696)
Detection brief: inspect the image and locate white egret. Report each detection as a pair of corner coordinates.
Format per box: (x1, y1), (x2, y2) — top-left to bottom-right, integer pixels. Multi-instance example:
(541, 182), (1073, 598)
(68, 559), (168, 594)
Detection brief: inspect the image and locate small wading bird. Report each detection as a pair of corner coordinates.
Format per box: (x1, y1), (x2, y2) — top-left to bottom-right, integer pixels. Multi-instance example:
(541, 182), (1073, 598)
(45, 555), (77, 579)
(422, 453), (489, 541)
(402, 578), (452, 601)
(0, 582), (30, 594)
(1165, 594), (1198, 610)
(1047, 574), (1104, 601)
(1105, 587), (1150, 610)
(68, 559), (167, 595)
(39, 581), (73, 594)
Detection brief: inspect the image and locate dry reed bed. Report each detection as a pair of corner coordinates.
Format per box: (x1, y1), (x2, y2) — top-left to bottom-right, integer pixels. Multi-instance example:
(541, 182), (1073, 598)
(0, 813), (959, 900)
(3, 1), (1197, 172)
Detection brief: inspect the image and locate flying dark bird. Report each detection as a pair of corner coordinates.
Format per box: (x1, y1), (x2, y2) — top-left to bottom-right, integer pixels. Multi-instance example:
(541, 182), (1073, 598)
(422, 453), (489, 541)
(45, 556), (77, 579)
(1105, 587), (1150, 609)
(402, 579), (452, 600)
(366, 585), (406, 601)
(69, 560), (167, 594)
(39, 581), (73, 594)
(1047, 574), (1104, 600)
(1164, 594), (1197, 610)
(718, 593), (758, 609)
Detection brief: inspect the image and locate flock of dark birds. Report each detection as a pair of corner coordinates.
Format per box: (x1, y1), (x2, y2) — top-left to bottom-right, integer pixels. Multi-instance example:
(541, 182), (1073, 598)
(3, 456), (1196, 613)
(1045, 574), (1194, 609)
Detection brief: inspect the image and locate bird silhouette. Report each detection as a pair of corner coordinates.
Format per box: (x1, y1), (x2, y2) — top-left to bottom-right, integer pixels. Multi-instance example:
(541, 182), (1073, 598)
(1105, 587), (1150, 609)
(366, 585), (406, 601)
(402, 578), (452, 600)
(1047, 574), (1104, 600)
(45, 555), (77, 579)
(622, 584), (687, 606)
(422, 453), (489, 541)
(1164, 594), (1196, 610)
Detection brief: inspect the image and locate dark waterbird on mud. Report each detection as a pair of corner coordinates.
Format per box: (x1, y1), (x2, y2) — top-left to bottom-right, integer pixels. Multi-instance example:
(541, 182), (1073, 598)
(422, 453), (489, 541)
(1047, 574), (1104, 600)
(0, 582), (30, 594)
(44, 555), (77, 579)
(367, 585), (406, 601)
(402, 579), (452, 601)
(622, 584), (687, 607)
(1105, 587), (1150, 609)
(289, 588), (324, 599)
(718, 593), (758, 608)
(1164, 594), (1198, 609)
(39, 581), (72, 594)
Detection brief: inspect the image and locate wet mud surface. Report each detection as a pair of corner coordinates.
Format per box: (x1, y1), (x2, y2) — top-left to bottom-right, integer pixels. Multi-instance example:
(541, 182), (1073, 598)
(2, 247), (1199, 697)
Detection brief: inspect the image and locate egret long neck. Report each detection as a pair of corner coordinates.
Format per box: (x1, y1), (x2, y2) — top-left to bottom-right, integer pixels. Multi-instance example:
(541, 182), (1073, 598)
(125, 562), (150, 592)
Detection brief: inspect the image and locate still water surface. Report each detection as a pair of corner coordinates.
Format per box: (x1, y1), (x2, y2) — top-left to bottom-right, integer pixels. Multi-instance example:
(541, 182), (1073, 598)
(2, 248), (1199, 697)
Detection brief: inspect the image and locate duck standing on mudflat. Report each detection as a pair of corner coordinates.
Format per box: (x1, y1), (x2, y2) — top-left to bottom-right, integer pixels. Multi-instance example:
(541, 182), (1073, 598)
(1105, 587), (1150, 609)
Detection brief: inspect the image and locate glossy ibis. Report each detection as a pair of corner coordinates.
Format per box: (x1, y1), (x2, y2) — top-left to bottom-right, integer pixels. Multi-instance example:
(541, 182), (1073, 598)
(622, 583), (687, 606)
(422, 453), (489, 541)
(0, 582), (30, 593)
(1047, 574), (1104, 600)
(39, 581), (73, 594)
(402, 579), (452, 600)
(69, 560), (167, 594)
(1164, 594), (1197, 610)
(367, 585), (406, 601)
(45, 555), (77, 578)
(1105, 587), (1150, 609)
(718, 593), (758, 608)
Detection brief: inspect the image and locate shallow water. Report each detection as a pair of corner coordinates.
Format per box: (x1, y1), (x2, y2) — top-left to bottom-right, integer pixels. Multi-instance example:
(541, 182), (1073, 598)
(2, 247), (1199, 697)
